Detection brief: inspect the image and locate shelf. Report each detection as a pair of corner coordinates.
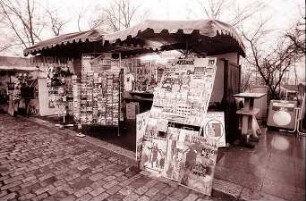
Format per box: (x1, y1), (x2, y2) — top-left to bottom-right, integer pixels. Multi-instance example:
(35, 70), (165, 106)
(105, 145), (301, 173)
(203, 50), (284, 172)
(233, 92), (266, 99)
(236, 108), (260, 116)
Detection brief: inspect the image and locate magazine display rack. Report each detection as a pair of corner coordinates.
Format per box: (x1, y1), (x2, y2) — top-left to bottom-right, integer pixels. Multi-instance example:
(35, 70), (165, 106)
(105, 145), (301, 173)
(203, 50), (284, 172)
(72, 54), (122, 136)
(46, 62), (74, 127)
(136, 57), (222, 196)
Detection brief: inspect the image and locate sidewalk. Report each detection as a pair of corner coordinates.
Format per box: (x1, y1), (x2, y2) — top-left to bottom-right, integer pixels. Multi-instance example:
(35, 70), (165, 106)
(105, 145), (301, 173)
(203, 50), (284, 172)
(215, 128), (305, 201)
(1, 113), (305, 201)
(0, 114), (234, 201)
(28, 115), (306, 201)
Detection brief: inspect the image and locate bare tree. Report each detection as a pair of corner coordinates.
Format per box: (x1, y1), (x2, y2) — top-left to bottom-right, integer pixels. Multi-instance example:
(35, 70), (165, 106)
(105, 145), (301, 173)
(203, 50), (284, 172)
(0, 0), (71, 54)
(45, 8), (69, 36)
(0, 0), (44, 48)
(103, 0), (146, 32)
(285, 16), (306, 56)
(72, 4), (104, 32)
(197, 0), (265, 28)
(242, 20), (302, 99)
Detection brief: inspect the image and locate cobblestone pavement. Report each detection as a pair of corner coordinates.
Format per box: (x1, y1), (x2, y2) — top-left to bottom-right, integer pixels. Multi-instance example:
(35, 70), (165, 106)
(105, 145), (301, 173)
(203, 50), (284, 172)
(0, 114), (234, 201)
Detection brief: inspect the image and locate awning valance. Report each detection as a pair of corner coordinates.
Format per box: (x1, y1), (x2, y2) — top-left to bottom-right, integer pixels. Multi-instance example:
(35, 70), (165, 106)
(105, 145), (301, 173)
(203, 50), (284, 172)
(103, 19), (245, 56)
(24, 19), (245, 57)
(24, 29), (105, 56)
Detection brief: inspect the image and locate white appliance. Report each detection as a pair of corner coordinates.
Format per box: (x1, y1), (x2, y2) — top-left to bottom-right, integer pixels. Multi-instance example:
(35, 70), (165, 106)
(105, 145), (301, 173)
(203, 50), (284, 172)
(267, 100), (297, 130)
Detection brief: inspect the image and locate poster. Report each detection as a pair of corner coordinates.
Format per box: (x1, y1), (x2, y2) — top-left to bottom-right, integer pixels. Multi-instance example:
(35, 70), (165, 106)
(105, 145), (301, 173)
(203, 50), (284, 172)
(139, 117), (168, 173)
(140, 137), (167, 173)
(162, 127), (185, 181)
(136, 111), (150, 161)
(202, 112), (226, 147)
(178, 135), (218, 196)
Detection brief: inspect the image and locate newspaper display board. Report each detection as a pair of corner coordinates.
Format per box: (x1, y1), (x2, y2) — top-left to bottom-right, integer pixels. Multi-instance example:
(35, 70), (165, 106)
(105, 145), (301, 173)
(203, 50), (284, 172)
(151, 58), (217, 126)
(137, 57), (220, 196)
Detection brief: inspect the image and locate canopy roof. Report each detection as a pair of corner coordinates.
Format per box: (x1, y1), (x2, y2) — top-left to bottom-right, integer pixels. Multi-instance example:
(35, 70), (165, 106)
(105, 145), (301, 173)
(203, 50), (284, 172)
(24, 29), (105, 56)
(24, 19), (245, 57)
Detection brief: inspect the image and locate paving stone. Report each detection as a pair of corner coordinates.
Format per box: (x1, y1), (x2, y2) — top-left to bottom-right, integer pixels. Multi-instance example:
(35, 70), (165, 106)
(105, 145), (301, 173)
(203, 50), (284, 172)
(137, 195), (150, 201)
(103, 180), (119, 189)
(0, 180), (23, 190)
(160, 186), (177, 196)
(3, 174), (24, 184)
(145, 187), (160, 197)
(89, 173), (106, 182)
(61, 195), (77, 201)
(0, 190), (8, 198)
(91, 192), (110, 201)
(150, 193), (167, 201)
(182, 193), (199, 201)
(106, 185), (122, 195)
(0, 192), (17, 200)
(74, 186), (93, 197)
(123, 192), (139, 201)
(75, 193), (92, 201)
(118, 186), (135, 196)
(18, 193), (36, 201)
(104, 175), (116, 182)
(135, 186), (149, 195)
(34, 184), (55, 195)
(89, 187), (105, 197)
(32, 192), (50, 201)
(38, 173), (54, 182)
(168, 188), (190, 200)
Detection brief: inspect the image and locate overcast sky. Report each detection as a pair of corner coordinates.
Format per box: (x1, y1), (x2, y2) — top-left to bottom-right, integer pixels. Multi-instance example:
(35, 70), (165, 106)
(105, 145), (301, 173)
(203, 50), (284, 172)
(40, 0), (304, 36)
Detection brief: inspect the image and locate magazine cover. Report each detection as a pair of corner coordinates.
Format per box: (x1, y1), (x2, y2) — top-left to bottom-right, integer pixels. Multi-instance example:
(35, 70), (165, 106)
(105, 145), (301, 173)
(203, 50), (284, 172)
(136, 111), (150, 161)
(178, 135), (218, 196)
(144, 118), (159, 137)
(139, 137), (167, 174)
(162, 127), (186, 181)
(202, 112), (226, 147)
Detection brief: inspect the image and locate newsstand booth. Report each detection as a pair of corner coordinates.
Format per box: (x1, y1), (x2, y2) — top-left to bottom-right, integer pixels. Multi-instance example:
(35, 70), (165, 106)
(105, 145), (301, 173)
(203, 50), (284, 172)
(102, 19), (246, 144)
(24, 19), (245, 144)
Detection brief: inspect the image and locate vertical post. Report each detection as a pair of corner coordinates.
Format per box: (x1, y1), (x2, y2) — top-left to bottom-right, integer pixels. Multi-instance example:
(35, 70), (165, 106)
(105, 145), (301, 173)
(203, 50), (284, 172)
(223, 59), (229, 104)
(238, 65), (241, 93)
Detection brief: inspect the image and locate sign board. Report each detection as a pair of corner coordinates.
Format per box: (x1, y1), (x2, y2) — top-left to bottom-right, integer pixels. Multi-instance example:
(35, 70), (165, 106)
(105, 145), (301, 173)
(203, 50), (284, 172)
(203, 112), (226, 147)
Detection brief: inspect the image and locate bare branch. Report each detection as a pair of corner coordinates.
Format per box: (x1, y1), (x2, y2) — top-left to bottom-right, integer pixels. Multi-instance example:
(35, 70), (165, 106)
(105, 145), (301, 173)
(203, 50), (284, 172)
(101, 0), (145, 32)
